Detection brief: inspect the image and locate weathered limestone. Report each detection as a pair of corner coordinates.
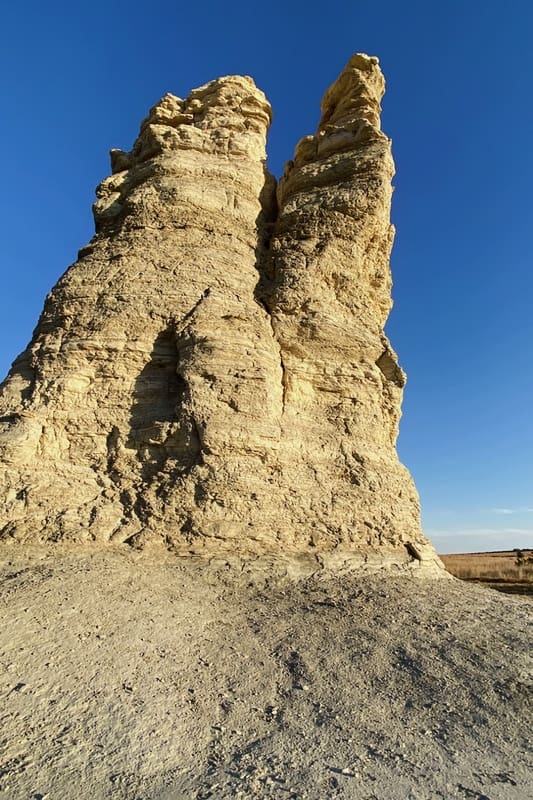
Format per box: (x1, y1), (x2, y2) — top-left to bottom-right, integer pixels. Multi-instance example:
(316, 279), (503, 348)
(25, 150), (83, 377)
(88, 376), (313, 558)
(0, 55), (442, 572)
(260, 54), (426, 559)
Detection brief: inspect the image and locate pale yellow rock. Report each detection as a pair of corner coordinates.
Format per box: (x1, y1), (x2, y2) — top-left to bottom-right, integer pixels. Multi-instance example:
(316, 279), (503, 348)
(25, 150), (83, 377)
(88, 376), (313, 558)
(260, 54), (434, 564)
(0, 56), (442, 573)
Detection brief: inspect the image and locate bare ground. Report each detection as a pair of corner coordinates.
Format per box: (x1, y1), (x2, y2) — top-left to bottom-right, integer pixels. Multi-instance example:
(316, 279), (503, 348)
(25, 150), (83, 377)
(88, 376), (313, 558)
(0, 547), (531, 800)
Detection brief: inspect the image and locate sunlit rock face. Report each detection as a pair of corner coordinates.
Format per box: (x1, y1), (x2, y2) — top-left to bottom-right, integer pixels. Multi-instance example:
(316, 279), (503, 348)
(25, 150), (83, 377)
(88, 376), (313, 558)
(0, 55), (442, 573)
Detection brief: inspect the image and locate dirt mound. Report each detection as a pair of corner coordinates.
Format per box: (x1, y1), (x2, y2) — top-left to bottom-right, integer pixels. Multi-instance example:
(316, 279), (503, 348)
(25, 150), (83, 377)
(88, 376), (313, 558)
(0, 548), (530, 799)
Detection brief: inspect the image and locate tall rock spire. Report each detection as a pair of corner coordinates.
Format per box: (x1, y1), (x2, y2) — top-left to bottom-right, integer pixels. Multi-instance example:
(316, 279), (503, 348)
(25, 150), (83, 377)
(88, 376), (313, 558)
(0, 56), (442, 572)
(260, 54), (428, 561)
(0, 76), (280, 547)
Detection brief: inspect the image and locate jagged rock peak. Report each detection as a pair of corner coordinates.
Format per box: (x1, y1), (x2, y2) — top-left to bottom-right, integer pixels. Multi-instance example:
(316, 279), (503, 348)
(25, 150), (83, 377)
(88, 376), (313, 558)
(289, 54), (388, 172)
(320, 53), (384, 130)
(110, 76), (272, 174)
(0, 56), (443, 575)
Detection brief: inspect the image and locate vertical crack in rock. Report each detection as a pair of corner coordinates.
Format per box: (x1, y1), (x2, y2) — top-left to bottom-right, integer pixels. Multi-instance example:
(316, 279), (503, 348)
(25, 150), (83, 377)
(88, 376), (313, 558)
(0, 56), (442, 573)
(254, 296), (287, 416)
(279, 352), (288, 414)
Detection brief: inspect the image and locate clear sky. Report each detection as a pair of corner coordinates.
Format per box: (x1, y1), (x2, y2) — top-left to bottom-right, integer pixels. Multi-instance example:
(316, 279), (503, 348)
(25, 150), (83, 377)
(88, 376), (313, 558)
(1, 0), (532, 553)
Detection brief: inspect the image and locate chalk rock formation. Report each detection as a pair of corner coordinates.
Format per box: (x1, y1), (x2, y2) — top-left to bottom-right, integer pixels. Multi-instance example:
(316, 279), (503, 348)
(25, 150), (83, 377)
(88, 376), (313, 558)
(0, 55), (441, 571)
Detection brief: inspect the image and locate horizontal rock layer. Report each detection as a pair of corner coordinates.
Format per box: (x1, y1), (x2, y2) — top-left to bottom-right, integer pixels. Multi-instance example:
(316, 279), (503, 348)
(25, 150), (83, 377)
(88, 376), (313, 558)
(0, 55), (442, 573)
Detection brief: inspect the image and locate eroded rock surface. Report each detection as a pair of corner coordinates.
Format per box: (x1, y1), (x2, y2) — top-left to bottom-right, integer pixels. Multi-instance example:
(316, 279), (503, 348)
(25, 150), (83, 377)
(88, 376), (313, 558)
(0, 55), (441, 572)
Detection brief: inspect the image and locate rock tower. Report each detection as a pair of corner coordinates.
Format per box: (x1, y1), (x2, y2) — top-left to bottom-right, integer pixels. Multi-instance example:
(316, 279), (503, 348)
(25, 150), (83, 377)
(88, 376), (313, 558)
(0, 55), (441, 571)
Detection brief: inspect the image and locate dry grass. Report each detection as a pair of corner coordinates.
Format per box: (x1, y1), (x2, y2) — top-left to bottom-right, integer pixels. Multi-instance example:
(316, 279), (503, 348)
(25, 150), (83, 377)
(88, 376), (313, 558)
(441, 549), (533, 583)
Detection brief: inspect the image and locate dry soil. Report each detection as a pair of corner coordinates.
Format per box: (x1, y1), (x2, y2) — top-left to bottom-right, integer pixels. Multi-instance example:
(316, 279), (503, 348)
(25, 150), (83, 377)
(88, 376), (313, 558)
(0, 547), (531, 799)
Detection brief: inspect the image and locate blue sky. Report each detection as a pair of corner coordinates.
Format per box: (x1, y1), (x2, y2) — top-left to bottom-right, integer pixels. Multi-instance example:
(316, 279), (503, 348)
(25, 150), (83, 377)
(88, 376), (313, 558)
(1, 1), (532, 553)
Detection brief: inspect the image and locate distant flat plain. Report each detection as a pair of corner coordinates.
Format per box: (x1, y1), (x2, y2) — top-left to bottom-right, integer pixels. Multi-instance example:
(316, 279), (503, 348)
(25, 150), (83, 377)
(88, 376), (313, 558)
(441, 550), (533, 596)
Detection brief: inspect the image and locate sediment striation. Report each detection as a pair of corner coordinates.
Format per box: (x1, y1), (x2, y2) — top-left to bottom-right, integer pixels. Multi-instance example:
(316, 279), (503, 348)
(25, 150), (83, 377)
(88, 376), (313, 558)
(0, 55), (442, 572)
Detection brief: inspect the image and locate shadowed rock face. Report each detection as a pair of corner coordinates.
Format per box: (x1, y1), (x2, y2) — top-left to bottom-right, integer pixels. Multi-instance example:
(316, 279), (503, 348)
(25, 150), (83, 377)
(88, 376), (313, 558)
(0, 55), (442, 572)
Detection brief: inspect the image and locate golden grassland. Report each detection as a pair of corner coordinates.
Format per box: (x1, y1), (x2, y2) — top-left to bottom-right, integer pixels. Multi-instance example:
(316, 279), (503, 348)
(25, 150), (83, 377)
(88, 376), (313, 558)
(441, 550), (533, 593)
